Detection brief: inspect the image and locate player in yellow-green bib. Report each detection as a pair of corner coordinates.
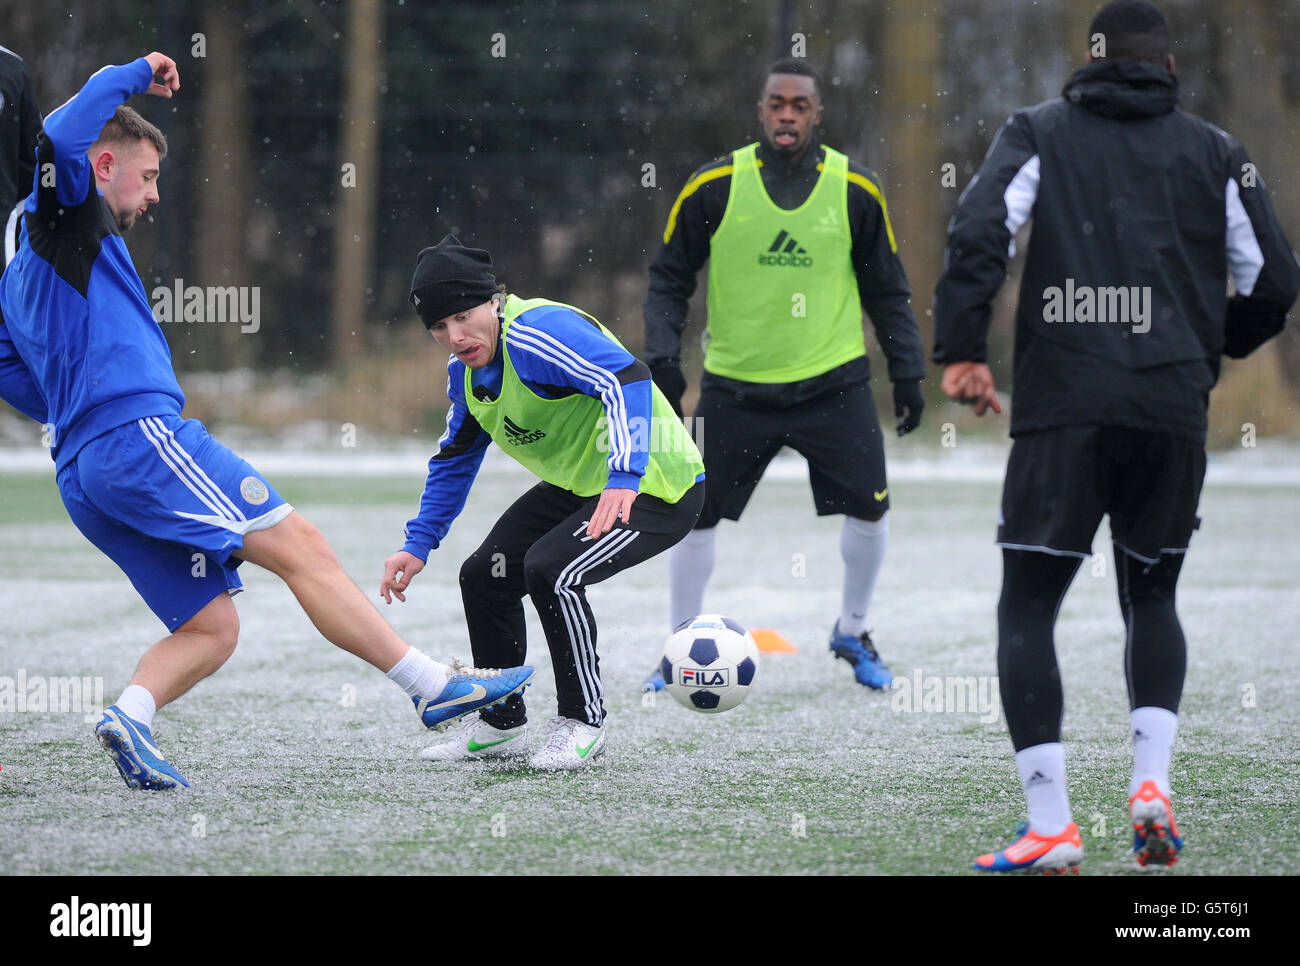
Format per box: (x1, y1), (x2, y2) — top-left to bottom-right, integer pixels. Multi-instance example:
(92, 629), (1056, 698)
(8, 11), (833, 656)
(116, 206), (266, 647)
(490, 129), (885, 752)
(380, 236), (704, 770)
(644, 58), (927, 691)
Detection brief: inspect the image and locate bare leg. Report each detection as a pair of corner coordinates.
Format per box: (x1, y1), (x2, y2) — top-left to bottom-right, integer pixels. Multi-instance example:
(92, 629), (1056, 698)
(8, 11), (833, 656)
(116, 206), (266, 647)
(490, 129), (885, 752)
(235, 511), (409, 672)
(128, 591), (240, 709)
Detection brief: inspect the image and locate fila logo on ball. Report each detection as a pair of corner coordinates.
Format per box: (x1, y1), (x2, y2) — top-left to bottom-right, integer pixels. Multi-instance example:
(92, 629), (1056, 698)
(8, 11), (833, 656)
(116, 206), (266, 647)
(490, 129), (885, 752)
(680, 666), (730, 688)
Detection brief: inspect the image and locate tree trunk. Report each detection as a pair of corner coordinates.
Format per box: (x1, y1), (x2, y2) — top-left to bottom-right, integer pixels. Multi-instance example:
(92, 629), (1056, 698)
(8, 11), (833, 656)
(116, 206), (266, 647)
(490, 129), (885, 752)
(331, 0), (384, 362)
(197, 2), (251, 369)
(879, 0), (942, 358)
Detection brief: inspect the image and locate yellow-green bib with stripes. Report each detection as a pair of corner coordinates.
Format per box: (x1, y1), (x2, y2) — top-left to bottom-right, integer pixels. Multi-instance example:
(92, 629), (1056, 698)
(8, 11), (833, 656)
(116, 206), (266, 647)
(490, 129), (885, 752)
(465, 295), (704, 501)
(704, 143), (865, 383)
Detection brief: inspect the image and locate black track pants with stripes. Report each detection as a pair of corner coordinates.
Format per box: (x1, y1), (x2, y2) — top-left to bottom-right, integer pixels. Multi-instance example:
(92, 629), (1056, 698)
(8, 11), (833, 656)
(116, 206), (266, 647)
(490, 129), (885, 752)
(460, 480), (704, 727)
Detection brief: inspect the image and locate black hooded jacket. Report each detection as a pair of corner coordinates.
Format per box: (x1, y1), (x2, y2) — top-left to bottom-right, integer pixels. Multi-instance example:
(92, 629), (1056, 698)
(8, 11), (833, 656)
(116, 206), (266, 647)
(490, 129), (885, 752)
(934, 60), (1300, 442)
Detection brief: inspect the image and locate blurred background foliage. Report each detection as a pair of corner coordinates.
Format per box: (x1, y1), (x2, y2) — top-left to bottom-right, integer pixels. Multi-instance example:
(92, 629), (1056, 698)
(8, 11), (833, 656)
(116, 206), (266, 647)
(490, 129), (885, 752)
(3, 0), (1298, 446)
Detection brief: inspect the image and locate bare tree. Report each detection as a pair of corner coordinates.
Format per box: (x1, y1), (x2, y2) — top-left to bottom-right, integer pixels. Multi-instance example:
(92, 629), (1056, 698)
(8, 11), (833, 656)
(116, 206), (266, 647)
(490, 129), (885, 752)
(197, 1), (252, 368)
(331, 0), (384, 360)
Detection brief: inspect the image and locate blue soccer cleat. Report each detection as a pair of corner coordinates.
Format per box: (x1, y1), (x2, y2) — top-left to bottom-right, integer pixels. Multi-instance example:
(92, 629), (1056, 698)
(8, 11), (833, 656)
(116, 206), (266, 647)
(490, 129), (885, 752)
(414, 661), (535, 731)
(974, 821), (1083, 873)
(94, 706), (190, 790)
(641, 662), (666, 692)
(828, 622), (893, 689)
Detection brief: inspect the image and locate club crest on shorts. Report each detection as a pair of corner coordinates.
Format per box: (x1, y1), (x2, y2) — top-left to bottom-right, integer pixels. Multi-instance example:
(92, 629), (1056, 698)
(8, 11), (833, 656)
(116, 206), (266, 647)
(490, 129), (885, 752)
(240, 476), (269, 505)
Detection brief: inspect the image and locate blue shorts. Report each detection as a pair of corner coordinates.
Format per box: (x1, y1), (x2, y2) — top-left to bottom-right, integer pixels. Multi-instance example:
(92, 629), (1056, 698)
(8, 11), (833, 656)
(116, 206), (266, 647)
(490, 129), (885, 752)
(57, 414), (293, 631)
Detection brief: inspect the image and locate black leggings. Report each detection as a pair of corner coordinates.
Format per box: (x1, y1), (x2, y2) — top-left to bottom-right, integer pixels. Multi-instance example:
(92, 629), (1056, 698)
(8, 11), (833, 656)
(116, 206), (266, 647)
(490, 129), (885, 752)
(460, 480), (703, 727)
(998, 547), (1186, 752)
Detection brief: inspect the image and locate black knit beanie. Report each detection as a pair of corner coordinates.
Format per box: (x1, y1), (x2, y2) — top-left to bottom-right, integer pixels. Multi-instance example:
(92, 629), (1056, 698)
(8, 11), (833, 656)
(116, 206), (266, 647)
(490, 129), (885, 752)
(409, 235), (499, 328)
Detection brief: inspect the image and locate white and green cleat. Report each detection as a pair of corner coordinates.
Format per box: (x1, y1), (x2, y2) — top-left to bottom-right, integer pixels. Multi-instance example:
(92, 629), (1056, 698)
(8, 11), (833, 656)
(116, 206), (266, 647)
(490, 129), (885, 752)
(418, 711), (527, 762)
(527, 716), (606, 770)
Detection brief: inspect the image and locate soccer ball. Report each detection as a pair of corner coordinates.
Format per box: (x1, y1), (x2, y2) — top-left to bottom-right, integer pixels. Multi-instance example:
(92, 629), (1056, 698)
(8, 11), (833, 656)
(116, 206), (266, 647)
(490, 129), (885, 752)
(660, 614), (759, 713)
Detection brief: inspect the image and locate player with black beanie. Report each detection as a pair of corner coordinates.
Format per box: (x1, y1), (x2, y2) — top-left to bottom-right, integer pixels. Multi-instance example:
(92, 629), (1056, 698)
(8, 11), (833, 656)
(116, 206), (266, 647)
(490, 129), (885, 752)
(383, 236), (706, 770)
(935, 0), (1300, 871)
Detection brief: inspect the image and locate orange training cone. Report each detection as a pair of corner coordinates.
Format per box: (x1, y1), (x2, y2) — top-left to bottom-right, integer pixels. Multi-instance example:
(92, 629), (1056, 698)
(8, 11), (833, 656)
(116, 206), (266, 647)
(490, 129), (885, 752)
(750, 628), (798, 653)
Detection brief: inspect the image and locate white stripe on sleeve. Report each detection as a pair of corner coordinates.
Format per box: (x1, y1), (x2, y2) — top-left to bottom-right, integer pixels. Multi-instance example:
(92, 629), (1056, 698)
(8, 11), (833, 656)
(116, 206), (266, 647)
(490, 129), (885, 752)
(506, 324), (633, 473)
(1225, 177), (1265, 297)
(1002, 154), (1040, 258)
(5, 201), (23, 267)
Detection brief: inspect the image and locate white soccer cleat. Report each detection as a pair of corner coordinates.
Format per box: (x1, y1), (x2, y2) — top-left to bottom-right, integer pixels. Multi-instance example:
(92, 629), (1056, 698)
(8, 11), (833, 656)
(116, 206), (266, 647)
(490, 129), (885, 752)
(418, 712), (527, 763)
(527, 717), (606, 771)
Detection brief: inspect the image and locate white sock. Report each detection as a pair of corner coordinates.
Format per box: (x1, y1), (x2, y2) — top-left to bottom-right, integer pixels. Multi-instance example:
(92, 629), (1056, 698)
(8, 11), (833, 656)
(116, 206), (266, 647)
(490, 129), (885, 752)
(838, 515), (888, 637)
(1015, 742), (1072, 836)
(1130, 706), (1178, 797)
(669, 527), (716, 631)
(386, 647), (449, 699)
(115, 684), (157, 729)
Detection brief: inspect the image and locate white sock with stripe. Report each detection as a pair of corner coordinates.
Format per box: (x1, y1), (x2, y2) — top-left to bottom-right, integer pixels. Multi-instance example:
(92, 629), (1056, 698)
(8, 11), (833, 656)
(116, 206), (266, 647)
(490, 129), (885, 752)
(669, 527), (716, 631)
(1130, 706), (1178, 797)
(839, 515), (888, 637)
(1015, 742), (1072, 836)
(115, 684), (157, 729)
(386, 647), (449, 699)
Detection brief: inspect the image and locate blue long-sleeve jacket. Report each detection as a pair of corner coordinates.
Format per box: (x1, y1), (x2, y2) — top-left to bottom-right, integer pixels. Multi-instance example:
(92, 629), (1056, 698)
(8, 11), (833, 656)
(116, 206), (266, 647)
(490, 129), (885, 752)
(0, 59), (184, 468)
(400, 301), (671, 560)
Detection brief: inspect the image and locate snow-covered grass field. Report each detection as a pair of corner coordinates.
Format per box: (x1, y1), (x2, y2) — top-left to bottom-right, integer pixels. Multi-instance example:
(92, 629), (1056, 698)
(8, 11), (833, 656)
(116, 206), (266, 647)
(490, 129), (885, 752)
(1, 442), (1296, 875)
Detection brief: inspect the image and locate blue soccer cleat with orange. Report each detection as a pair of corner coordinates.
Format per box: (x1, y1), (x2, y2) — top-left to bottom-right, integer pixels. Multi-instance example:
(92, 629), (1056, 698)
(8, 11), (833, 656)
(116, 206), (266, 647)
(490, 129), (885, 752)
(414, 661), (535, 731)
(1130, 780), (1183, 867)
(974, 821), (1083, 873)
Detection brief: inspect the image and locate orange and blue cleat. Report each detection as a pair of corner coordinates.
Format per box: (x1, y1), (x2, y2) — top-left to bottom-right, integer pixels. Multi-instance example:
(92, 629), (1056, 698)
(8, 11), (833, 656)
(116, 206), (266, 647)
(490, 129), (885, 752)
(974, 821), (1083, 873)
(1130, 780), (1183, 867)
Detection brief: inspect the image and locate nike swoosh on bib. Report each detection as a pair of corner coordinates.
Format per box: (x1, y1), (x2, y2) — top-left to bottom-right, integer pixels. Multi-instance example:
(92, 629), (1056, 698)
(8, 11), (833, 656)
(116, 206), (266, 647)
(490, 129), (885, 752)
(874, 488), (888, 501)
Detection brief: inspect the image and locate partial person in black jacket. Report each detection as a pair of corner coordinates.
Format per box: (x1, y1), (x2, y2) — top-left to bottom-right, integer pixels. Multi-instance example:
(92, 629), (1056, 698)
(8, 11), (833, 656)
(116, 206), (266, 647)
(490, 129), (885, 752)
(643, 58), (926, 693)
(934, 0), (1300, 872)
(1, 43), (42, 266)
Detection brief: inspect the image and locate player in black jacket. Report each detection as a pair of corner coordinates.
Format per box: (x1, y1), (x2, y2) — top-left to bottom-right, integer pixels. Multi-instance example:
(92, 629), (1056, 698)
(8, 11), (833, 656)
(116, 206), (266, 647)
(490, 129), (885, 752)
(1, 44), (41, 265)
(935, 0), (1300, 872)
(644, 59), (926, 692)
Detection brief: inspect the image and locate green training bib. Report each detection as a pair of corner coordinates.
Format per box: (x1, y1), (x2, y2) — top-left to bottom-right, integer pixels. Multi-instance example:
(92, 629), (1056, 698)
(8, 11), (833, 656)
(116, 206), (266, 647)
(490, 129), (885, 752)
(465, 295), (704, 502)
(705, 142), (866, 382)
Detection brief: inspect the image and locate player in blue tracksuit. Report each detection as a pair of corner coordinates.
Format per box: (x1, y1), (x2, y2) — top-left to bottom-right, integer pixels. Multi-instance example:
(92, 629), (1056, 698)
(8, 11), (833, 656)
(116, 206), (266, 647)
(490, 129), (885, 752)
(0, 52), (533, 790)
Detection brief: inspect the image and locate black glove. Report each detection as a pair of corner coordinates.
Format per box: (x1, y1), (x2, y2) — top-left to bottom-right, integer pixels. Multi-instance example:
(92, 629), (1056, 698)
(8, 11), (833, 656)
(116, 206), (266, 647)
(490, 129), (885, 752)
(651, 362), (687, 417)
(892, 379), (924, 436)
(1223, 294), (1286, 359)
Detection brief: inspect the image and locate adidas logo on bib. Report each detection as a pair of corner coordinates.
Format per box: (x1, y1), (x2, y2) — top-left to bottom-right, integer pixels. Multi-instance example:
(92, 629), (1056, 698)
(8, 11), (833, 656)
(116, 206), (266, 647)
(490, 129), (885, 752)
(757, 230), (813, 267)
(502, 415), (546, 446)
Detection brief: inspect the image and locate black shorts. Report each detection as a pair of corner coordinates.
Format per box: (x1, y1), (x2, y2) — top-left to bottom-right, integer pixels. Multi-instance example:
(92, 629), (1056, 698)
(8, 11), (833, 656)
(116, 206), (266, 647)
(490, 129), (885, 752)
(692, 379), (889, 528)
(997, 426), (1205, 564)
